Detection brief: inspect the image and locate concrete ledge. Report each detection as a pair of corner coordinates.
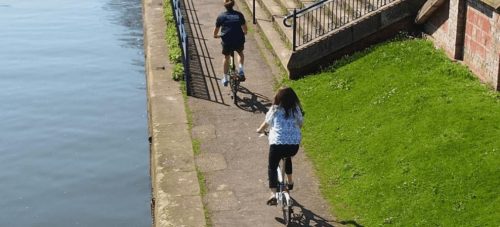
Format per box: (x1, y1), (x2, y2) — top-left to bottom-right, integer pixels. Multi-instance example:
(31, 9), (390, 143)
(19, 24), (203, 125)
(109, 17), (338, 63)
(143, 0), (206, 226)
(415, 0), (447, 24)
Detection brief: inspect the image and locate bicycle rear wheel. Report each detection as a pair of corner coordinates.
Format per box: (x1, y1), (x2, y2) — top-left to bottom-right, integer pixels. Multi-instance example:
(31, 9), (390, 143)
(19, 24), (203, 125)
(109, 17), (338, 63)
(280, 158), (293, 225)
(230, 76), (239, 104)
(282, 201), (292, 225)
(229, 53), (238, 104)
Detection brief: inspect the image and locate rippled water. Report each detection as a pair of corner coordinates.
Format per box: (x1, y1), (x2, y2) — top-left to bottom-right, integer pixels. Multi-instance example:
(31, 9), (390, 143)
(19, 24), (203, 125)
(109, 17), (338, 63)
(0, 0), (150, 226)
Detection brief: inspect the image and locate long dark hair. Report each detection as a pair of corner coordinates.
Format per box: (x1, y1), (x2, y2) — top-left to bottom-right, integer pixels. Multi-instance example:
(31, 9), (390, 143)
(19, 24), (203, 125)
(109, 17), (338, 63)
(273, 87), (303, 118)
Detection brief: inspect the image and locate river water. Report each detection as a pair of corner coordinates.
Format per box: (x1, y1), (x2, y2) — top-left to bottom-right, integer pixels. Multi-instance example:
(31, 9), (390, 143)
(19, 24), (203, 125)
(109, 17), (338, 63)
(0, 0), (151, 226)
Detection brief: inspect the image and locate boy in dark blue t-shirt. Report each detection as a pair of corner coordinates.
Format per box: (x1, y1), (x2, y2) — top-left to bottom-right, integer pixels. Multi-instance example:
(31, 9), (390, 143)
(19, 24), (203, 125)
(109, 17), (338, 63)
(213, 0), (247, 86)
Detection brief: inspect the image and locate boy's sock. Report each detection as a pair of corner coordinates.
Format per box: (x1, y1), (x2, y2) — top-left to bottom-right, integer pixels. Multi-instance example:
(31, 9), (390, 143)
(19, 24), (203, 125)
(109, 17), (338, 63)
(238, 64), (244, 74)
(238, 64), (245, 81)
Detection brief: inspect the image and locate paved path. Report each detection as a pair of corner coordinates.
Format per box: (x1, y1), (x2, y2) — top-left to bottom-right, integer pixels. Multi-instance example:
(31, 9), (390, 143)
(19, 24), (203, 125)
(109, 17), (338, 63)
(184, 0), (341, 226)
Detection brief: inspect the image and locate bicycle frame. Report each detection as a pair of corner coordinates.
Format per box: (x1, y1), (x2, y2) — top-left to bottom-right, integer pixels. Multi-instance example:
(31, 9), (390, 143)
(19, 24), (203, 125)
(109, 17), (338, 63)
(276, 158), (293, 224)
(258, 131), (294, 225)
(228, 51), (239, 104)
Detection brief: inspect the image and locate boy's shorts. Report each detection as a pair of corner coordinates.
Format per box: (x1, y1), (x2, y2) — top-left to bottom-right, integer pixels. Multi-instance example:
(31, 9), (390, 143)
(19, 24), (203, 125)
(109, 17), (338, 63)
(221, 43), (244, 55)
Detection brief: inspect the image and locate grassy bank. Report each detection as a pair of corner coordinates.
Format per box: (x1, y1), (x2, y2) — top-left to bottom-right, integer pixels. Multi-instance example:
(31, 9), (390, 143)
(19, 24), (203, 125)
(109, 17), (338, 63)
(163, 0), (184, 80)
(287, 37), (499, 226)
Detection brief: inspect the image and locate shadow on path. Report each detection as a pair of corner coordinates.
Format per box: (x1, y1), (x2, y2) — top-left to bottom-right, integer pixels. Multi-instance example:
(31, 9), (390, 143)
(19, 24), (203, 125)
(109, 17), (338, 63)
(234, 85), (272, 113)
(273, 199), (364, 227)
(183, 0), (226, 104)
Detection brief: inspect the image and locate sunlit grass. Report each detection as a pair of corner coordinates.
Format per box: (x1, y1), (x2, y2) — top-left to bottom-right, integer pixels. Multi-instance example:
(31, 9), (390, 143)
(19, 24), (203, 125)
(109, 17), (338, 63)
(287, 37), (500, 226)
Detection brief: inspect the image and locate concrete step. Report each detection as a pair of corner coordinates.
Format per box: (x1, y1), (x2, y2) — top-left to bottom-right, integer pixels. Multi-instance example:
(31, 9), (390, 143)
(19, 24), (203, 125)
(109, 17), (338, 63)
(254, 0), (294, 43)
(326, 0), (398, 27)
(241, 0), (410, 77)
(276, 0), (302, 10)
(299, 0), (317, 7)
(293, 0), (398, 47)
(323, 1), (354, 34)
(240, 0), (292, 70)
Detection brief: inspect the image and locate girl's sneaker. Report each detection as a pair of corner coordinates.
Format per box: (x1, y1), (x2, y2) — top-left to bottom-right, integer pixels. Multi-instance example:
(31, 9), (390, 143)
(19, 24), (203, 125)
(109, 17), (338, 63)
(221, 74), (229, 86)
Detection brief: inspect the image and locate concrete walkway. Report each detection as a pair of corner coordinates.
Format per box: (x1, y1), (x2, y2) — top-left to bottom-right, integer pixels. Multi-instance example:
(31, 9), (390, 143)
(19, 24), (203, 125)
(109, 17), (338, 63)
(184, 0), (341, 226)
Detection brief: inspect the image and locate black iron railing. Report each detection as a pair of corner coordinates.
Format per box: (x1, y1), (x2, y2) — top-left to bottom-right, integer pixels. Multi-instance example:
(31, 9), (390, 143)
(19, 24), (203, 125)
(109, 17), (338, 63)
(284, 0), (396, 51)
(253, 0), (256, 24)
(171, 0), (191, 94)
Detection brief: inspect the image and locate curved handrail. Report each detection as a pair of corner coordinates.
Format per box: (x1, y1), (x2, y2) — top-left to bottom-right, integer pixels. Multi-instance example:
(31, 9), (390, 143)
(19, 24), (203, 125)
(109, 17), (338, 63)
(283, 0), (329, 27)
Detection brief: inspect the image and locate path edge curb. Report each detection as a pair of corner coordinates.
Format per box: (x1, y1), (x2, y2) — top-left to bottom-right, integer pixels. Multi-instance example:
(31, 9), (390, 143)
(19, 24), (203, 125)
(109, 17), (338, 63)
(143, 0), (206, 226)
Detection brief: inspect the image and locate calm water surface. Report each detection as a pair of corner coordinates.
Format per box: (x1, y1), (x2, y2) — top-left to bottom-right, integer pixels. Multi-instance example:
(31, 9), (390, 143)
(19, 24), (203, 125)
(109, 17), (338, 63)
(0, 0), (150, 226)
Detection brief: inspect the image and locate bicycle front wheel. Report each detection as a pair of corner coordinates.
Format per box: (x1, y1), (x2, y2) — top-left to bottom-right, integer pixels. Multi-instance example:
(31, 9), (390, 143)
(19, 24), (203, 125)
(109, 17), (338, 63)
(282, 203), (292, 225)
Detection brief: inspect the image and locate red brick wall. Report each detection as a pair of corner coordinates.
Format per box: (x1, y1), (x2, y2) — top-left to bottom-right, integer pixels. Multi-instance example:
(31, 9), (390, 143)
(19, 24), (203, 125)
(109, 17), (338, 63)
(463, 4), (499, 89)
(425, 0), (457, 58)
(424, 0), (500, 90)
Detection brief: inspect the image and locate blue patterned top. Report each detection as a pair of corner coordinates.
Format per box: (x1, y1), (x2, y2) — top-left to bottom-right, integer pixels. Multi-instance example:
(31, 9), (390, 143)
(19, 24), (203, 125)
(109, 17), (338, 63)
(265, 105), (303, 145)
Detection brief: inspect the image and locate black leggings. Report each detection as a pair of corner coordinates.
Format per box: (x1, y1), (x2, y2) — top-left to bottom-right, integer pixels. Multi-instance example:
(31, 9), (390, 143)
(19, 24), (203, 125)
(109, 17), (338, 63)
(268, 144), (299, 188)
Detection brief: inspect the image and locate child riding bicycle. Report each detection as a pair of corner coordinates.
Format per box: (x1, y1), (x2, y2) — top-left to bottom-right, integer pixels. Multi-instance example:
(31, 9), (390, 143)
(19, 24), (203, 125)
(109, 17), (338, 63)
(256, 87), (304, 205)
(213, 0), (247, 87)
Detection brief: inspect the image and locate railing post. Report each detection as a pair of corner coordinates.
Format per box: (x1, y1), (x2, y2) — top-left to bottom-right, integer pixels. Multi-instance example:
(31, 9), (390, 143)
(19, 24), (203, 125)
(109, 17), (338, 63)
(253, 0), (256, 24)
(292, 8), (297, 51)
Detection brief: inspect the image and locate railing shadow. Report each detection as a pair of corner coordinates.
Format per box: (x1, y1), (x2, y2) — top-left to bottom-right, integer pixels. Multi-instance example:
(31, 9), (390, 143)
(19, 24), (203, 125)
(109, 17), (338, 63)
(234, 86), (272, 113)
(183, 0), (226, 105)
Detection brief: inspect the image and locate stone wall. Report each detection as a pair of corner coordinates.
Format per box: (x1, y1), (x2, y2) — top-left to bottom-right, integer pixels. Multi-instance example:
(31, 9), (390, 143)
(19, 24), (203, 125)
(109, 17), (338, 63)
(424, 0), (500, 90)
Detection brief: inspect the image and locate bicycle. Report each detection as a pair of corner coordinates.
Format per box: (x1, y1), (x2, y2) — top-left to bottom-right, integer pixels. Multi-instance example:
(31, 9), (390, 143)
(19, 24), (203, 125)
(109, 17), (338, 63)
(227, 51), (240, 104)
(259, 132), (294, 225)
(276, 157), (294, 225)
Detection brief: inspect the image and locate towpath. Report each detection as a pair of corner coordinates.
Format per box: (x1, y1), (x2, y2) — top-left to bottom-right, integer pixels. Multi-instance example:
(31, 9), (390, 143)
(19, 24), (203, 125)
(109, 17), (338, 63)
(184, 0), (340, 226)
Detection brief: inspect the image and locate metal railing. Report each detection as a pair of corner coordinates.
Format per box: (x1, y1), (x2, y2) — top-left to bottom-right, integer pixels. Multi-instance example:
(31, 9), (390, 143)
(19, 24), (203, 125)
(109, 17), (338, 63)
(171, 0), (191, 94)
(284, 0), (396, 51)
(253, 0), (256, 24)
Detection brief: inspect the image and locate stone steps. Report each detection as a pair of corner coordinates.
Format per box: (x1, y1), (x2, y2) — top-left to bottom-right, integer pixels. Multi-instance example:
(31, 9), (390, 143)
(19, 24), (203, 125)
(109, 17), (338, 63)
(240, 0), (292, 68)
(255, 0), (294, 43)
(239, 0), (381, 70)
(276, 0), (302, 11)
(239, 0), (414, 76)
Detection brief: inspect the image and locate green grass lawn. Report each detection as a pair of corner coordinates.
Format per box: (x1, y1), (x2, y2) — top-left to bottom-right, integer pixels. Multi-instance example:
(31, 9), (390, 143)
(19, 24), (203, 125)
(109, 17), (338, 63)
(287, 37), (500, 226)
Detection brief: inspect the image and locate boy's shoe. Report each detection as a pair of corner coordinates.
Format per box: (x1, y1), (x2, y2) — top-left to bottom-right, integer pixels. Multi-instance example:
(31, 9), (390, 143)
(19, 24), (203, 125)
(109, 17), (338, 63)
(266, 196), (277, 206)
(238, 68), (245, 81)
(221, 74), (229, 87)
(287, 182), (294, 190)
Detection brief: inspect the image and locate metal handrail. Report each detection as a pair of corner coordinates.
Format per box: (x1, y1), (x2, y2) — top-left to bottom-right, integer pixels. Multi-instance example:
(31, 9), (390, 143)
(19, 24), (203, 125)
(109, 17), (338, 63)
(283, 0), (397, 51)
(283, 0), (329, 27)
